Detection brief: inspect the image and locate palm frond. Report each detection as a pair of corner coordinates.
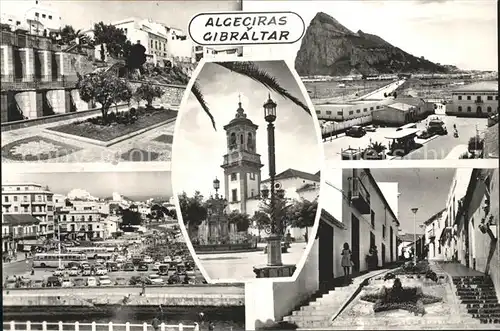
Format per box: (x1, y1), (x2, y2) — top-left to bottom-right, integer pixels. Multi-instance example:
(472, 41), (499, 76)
(216, 61), (311, 115)
(191, 82), (216, 130)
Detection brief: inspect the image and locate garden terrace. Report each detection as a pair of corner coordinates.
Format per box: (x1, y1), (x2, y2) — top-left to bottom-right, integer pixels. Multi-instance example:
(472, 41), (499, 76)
(47, 107), (177, 143)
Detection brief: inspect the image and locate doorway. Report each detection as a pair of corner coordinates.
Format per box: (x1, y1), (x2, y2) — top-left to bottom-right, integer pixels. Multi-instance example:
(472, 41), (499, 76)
(318, 220), (334, 289)
(390, 226), (394, 262)
(351, 214), (360, 272)
(381, 243), (386, 266)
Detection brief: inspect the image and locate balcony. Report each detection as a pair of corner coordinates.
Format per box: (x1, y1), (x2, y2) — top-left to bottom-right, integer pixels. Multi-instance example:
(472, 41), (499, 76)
(222, 151), (261, 167)
(349, 177), (371, 214)
(32, 200), (47, 205)
(32, 210), (46, 215)
(475, 99), (484, 104)
(20, 201), (30, 205)
(1, 75), (79, 91)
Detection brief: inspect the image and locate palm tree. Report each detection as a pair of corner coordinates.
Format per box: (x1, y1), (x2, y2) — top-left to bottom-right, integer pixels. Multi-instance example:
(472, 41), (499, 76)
(190, 61), (311, 130)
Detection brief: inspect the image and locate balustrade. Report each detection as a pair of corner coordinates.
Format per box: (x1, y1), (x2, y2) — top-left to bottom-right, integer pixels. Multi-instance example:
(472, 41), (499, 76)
(4, 321), (197, 331)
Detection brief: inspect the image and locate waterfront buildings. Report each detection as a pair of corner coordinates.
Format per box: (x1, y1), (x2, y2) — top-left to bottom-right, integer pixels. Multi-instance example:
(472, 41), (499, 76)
(56, 199), (106, 240)
(446, 81), (499, 117)
(0, 0), (62, 36)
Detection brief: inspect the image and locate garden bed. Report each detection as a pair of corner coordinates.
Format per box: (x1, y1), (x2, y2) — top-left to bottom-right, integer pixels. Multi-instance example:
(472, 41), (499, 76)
(47, 107), (177, 142)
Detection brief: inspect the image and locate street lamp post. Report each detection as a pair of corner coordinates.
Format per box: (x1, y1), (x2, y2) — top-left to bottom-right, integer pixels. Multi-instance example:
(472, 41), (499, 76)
(411, 207), (418, 264)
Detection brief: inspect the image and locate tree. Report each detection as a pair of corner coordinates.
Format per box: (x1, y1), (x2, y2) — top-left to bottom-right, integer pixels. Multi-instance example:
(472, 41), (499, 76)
(191, 61), (311, 130)
(289, 198), (318, 243)
(121, 208), (142, 226)
(77, 72), (132, 122)
(251, 211), (271, 239)
(59, 25), (77, 44)
(258, 197), (294, 235)
(228, 211), (251, 232)
(93, 22), (131, 58)
(178, 191), (207, 237)
(134, 83), (164, 108)
(127, 42), (147, 70)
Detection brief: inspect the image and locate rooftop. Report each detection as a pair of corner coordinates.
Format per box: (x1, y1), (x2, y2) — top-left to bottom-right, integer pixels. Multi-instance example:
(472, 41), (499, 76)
(3, 214), (41, 226)
(262, 168), (320, 184)
(398, 233), (422, 243)
(296, 183), (319, 193)
(424, 208), (447, 226)
(387, 102), (415, 112)
(453, 81), (498, 92)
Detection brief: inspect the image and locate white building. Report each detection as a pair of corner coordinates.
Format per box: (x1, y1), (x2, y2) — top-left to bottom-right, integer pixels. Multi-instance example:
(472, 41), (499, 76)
(103, 215), (121, 239)
(446, 81), (499, 117)
(1, 1), (62, 36)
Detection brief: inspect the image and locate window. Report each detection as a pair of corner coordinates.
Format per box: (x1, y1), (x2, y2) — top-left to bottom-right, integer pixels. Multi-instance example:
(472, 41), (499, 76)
(47, 206), (53, 211)
(337, 111), (342, 116)
(23, 207), (28, 212)
(363, 108), (367, 112)
(316, 111), (320, 114)
(467, 96), (471, 100)
(370, 107), (374, 111)
(23, 196), (28, 202)
(24, 187), (28, 190)
(13, 196), (18, 202)
(349, 110), (354, 115)
(467, 106), (471, 112)
(477, 96), (482, 101)
(326, 111), (332, 115)
(14, 206), (18, 212)
(487, 107), (492, 112)
(231, 189), (238, 202)
(477, 106), (482, 112)
(35, 12), (39, 17)
(356, 109), (361, 113)
(48, 15), (52, 19)
(42, 14), (46, 18)
(496, 96), (498, 100)
(487, 96), (493, 100)
(371, 210), (375, 228)
(249, 172), (255, 180)
(458, 96), (462, 100)
(16, 21), (20, 25)
(16, 187), (20, 191)
(458, 106), (462, 112)
(376, 106), (380, 109)
(231, 173), (237, 181)
(4, 196), (8, 202)
(382, 225), (386, 239)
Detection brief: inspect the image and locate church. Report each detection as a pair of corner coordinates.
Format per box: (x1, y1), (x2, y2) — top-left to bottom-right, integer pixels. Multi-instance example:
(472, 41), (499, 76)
(213, 97), (320, 240)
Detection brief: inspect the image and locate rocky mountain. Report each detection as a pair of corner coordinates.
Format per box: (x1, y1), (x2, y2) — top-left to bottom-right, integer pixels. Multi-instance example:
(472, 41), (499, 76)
(295, 12), (451, 76)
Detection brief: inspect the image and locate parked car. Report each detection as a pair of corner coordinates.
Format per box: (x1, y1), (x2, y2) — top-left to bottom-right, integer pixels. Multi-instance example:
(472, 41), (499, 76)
(53, 267), (66, 277)
(123, 263), (135, 272)
(152, 262), (162, 271)
(73, 278), (86, 287)
(142, 256), (153, 264)
(158, 264), (169, 276)
(69, 267), (80, 276)
(98, 275), (112, 286)
(106, 262), (119, 272)
(4, 276), (18, 289)
(61, 277), (73, 287)
(129, 276), (144, 286)
(32, 279), (45, 288)
(427, 119), (447, 135)
(346, 126), (366, 138)
(46, 276), (62, 287)
(163, 256), (172, 263)
(95, 268), (108, 276)
(86, 277), (98, 287)
(82, 266), (92, 276)
(364, 125), (376, 132)
(145, 274), (164, 285)
(96, 258), (106, 265)
(137, 264), (148, 272)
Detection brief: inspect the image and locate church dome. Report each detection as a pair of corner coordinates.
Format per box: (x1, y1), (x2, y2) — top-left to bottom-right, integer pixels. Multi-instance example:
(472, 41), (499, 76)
(229, 100), (255, 125)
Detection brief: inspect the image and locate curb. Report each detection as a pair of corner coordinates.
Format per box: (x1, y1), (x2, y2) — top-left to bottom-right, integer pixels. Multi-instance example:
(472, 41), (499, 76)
(44, 117), (177, 148)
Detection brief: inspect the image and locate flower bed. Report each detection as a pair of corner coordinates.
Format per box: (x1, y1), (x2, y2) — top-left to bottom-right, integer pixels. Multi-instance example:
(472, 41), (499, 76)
(47, 107), (177, 142)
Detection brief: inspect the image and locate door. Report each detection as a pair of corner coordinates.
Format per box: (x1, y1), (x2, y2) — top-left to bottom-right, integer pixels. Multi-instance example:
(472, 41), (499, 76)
(318, 220), (334, 286)
(381, 243), (386, 266)
(390, 226), (394, 262)
(351, 214), (360, 272)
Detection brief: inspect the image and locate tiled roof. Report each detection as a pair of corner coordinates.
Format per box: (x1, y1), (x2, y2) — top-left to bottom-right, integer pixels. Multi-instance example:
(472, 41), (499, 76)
(424, 208), (447, 225)
(320, 209), (346, 229)
(3, 214), (41, 226)
(454, 81), (498, 92)
(262, 168), (320, 183)
(483, 123), (499, 158)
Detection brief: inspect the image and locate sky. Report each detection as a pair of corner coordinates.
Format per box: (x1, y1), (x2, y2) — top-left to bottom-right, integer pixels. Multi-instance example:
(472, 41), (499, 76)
(172, 60), (322, 198)
(244, 0), (498, 71)
(1, 0), (241, 31)
(371, 168), (456, 234)
(2, 171), (172, 200)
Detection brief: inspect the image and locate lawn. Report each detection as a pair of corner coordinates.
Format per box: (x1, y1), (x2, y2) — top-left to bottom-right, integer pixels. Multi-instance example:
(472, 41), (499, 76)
(48, 108), (177, 142)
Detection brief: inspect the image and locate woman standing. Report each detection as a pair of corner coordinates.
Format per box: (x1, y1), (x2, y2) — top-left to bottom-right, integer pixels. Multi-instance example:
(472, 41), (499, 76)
(341, 243), (352, 283)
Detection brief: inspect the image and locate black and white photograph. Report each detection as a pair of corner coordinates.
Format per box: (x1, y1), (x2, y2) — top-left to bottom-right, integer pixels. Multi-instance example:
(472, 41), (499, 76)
(172, 59), (323, 281)
(0, 0), (241, 164)
(244, 0), (499, 161)
(278, 167), (499, 329)
(1, 164), (246, 331)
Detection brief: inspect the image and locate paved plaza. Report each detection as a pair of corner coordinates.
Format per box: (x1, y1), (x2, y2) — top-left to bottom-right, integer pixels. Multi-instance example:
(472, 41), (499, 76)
(324, 115), (489, 161)
(198, 242), (307, 281)
(1, 112), (176, 163)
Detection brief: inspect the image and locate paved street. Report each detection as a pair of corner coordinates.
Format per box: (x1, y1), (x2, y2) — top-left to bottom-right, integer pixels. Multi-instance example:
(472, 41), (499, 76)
(198, 242), (307, 281)
(324, 115), (489, 161)
(359, 79), (405, 100)
(1, 110), (176, 163)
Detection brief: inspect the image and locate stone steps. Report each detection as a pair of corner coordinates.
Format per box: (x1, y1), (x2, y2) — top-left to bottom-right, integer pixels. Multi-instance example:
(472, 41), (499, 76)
(453, 275), (500, 324)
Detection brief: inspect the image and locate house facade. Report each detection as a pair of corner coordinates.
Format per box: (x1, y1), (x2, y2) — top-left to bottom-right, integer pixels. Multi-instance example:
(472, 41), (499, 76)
(57, 199), (105, 240)
(446, 81), (499, 117)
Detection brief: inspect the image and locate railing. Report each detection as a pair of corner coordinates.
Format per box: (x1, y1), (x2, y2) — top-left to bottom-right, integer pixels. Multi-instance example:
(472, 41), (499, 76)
(1, 31), (63, 52)
(1, 75), (79, 90)
(474, 99), (484, 104)
(351, 176), (370, 202)
(3, 321), (197, 331)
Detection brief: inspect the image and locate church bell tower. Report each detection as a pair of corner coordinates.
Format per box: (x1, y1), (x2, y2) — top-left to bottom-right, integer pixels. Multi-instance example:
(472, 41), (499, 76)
(221, 97), (263, 213)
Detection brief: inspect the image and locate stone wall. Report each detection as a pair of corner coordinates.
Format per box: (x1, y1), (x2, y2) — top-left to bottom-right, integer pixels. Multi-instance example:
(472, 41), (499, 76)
(3, 285), (245, 307)
(129, 81), (186, 107)
(46, 89), (66, 114)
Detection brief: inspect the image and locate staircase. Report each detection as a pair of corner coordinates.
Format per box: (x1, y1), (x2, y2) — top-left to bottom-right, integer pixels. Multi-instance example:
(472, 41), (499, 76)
(453, 275), (500, 324)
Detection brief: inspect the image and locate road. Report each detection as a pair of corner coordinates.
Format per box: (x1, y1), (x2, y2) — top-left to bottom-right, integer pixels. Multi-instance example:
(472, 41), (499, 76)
(323, 115), (489, 161)
(359, 79), (405, 100)
(198, 242), (307, 281)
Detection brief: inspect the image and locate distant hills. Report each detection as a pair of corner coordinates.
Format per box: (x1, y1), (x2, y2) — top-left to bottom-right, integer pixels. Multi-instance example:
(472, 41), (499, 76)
(295, 12), (458, 76)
